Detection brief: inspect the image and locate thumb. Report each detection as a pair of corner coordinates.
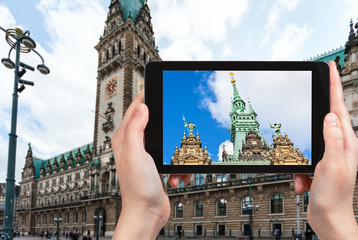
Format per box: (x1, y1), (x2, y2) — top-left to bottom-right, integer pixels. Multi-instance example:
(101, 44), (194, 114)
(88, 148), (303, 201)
(124, 103), (149, 153)
(321, 113), (343, 165)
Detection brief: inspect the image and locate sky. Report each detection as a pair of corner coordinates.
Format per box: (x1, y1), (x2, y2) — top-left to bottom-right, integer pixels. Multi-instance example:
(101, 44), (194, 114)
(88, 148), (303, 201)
(163, 70), (311, 164)
(0, 0), (357, 183)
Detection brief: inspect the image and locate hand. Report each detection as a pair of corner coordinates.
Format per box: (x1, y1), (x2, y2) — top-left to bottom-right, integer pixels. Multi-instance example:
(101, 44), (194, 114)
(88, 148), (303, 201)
(111, 91), (191, 240)
(294, 61), (358, 239)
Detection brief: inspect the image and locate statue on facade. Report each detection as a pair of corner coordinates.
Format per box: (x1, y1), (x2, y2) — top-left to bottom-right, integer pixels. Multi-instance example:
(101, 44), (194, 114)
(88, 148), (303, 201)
(183, 115), (196, 134)
(270, 123), (282, 135)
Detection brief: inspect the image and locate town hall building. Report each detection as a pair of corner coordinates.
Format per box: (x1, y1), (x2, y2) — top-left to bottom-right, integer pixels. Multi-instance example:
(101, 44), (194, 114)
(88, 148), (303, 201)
(16, 0), (358, 238)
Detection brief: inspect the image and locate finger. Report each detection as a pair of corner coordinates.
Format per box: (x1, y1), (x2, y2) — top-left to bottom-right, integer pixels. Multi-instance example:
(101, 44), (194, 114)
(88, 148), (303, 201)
(294, 174), (312, 194)
(328, 61), (355, 144)
(321, 113), (344, 166)
(168, 175), (181, 188)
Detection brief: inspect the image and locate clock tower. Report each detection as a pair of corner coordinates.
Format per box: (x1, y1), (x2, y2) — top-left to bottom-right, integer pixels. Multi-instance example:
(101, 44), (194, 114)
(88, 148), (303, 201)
(93, 0), (160, 162)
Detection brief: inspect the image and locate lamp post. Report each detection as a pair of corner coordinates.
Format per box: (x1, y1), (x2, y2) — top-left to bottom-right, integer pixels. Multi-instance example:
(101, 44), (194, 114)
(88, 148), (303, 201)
(167, 221), (171, 238)
(93, 215), (102, 240)
(242, 178), (260, 240)
(54, 217), (62, 240)
(0, 26), (49, 240)
(294, 195), (302, 240)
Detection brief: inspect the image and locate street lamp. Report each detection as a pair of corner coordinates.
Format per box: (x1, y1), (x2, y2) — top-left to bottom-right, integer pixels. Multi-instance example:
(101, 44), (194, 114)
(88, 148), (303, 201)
(0, 25), (50, 240)
(211, 221), (217, 238)
(93, 215), (103, 240)
(54, 217), (63, 240)
(242, 178), (260, 240)
(167, 221), (171, 238)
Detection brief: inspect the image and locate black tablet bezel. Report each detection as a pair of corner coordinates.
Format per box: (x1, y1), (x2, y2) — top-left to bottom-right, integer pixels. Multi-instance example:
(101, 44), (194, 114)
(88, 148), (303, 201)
(144, 61), (329, 173)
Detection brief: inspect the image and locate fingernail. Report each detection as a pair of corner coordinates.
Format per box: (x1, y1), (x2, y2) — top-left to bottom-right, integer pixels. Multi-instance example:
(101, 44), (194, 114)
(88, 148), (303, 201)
(325, 113), (338, 126)
(134, 104), (143, 116)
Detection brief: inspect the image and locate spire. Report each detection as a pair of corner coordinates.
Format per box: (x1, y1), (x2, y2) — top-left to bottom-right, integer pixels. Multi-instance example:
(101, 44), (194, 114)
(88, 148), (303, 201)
(230, 72), (240, 99)
(349, 19), (355, 41)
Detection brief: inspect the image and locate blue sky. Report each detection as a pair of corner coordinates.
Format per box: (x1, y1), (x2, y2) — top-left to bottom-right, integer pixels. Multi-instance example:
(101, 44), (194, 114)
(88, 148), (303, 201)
(163, 70), (312, 164)
(0, 0), (356, 182)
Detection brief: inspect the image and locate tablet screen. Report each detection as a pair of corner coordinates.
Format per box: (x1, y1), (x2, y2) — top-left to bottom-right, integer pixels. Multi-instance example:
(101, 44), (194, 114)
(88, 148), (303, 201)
(163, 70), (311, 166)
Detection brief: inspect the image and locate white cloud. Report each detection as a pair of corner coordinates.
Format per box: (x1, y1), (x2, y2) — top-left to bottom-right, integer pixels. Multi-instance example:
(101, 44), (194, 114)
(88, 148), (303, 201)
(149, 0), (249, 60)
(344, 0), (358, 20)
(261, 0), (300, 47)
(0, 0), (106, 182)
(199, 70), (312, 157)
(269, 23), (312, 60)
(217, 140), (233, 161)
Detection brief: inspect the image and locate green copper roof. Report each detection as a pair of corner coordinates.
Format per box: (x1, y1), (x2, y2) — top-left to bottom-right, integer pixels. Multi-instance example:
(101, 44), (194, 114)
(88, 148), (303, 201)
(32, 143), (93, 178)
(119, 0), (145, 21)
(309, 46), (347, 67)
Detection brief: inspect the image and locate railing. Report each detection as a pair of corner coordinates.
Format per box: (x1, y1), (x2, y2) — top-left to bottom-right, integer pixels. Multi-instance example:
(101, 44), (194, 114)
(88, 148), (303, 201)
(167, 174), (293, 195)
(80, 191), (120, 201)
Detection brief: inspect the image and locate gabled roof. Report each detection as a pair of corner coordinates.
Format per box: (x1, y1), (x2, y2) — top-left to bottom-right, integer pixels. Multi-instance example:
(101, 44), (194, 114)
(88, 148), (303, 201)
(32, 143), (93, 178)
(309, 46), (347, 67)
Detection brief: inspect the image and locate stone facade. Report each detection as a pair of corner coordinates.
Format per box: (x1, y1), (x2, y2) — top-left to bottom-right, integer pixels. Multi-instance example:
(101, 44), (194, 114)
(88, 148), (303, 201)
(341, 19), (358, 137)
(170, 132), (211, 165)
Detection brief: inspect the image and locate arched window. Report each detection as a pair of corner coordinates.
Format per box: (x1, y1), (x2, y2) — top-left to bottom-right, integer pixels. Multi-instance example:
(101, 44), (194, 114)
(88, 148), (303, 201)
(216, 199), (227, 216)
(118, 41), (122, 53)
(37, 216), (41, 225)
(194, 201), (203, 217)
(65, 213), (70, 223)
(106, 49), (109, 62)
(303, 191), (309, 212)
(137, 46), (141, 57)
(44, 215), (47, 224)
(175, 203), (183, 218)
(242, 196), (251, 215)
(112, 45), (115, 58)
(50, 214), (54, 224)
(270, 194), (283, 214)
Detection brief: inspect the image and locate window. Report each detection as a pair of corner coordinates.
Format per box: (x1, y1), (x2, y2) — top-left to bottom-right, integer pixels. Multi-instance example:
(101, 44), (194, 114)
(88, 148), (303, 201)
(216, 174), (227, 182)
(175, 203), (183, 218)
(194, 201), (203, 217)
(50, 214), (54, 224)
(44, 215), (47, 224)
(75, 173), (80, 180)
(118, 41), (122, 53)
(106, 49), (109, 61)
(84, 171), (89, 178)
(22, 216), (26, 225)
(112, 45), (115, 58)
(303, 191), (309, 212)
(65, 213), (70, 223)
(194, 174), (204, 185)
(52, 179), (56, 186)
(82, 211), (86, 222)
(60, 177), (64, 184)
(67, 175), (72, 182)
(216, 199), (227, 216)
(73, 212), (78, 223)
(137, 46), (140, 57)
(242, 196), (251, 215)
(38, 216), (41, 225)
(270, 194), (283, 214)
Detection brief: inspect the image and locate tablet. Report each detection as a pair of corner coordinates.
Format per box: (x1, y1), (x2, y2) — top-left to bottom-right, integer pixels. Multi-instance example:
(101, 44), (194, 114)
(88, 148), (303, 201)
(144, 61), (329, 173)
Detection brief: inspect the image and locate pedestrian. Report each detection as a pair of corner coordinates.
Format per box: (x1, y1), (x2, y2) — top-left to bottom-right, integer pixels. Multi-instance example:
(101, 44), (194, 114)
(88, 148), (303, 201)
(49, 230), (52, 239)
(65, 230), (69, 239)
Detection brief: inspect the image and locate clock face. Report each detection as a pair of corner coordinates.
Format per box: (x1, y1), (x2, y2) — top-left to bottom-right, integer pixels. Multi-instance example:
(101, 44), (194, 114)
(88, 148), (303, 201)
(104, 76), (119, 99)
(252, 140), (257, 145)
